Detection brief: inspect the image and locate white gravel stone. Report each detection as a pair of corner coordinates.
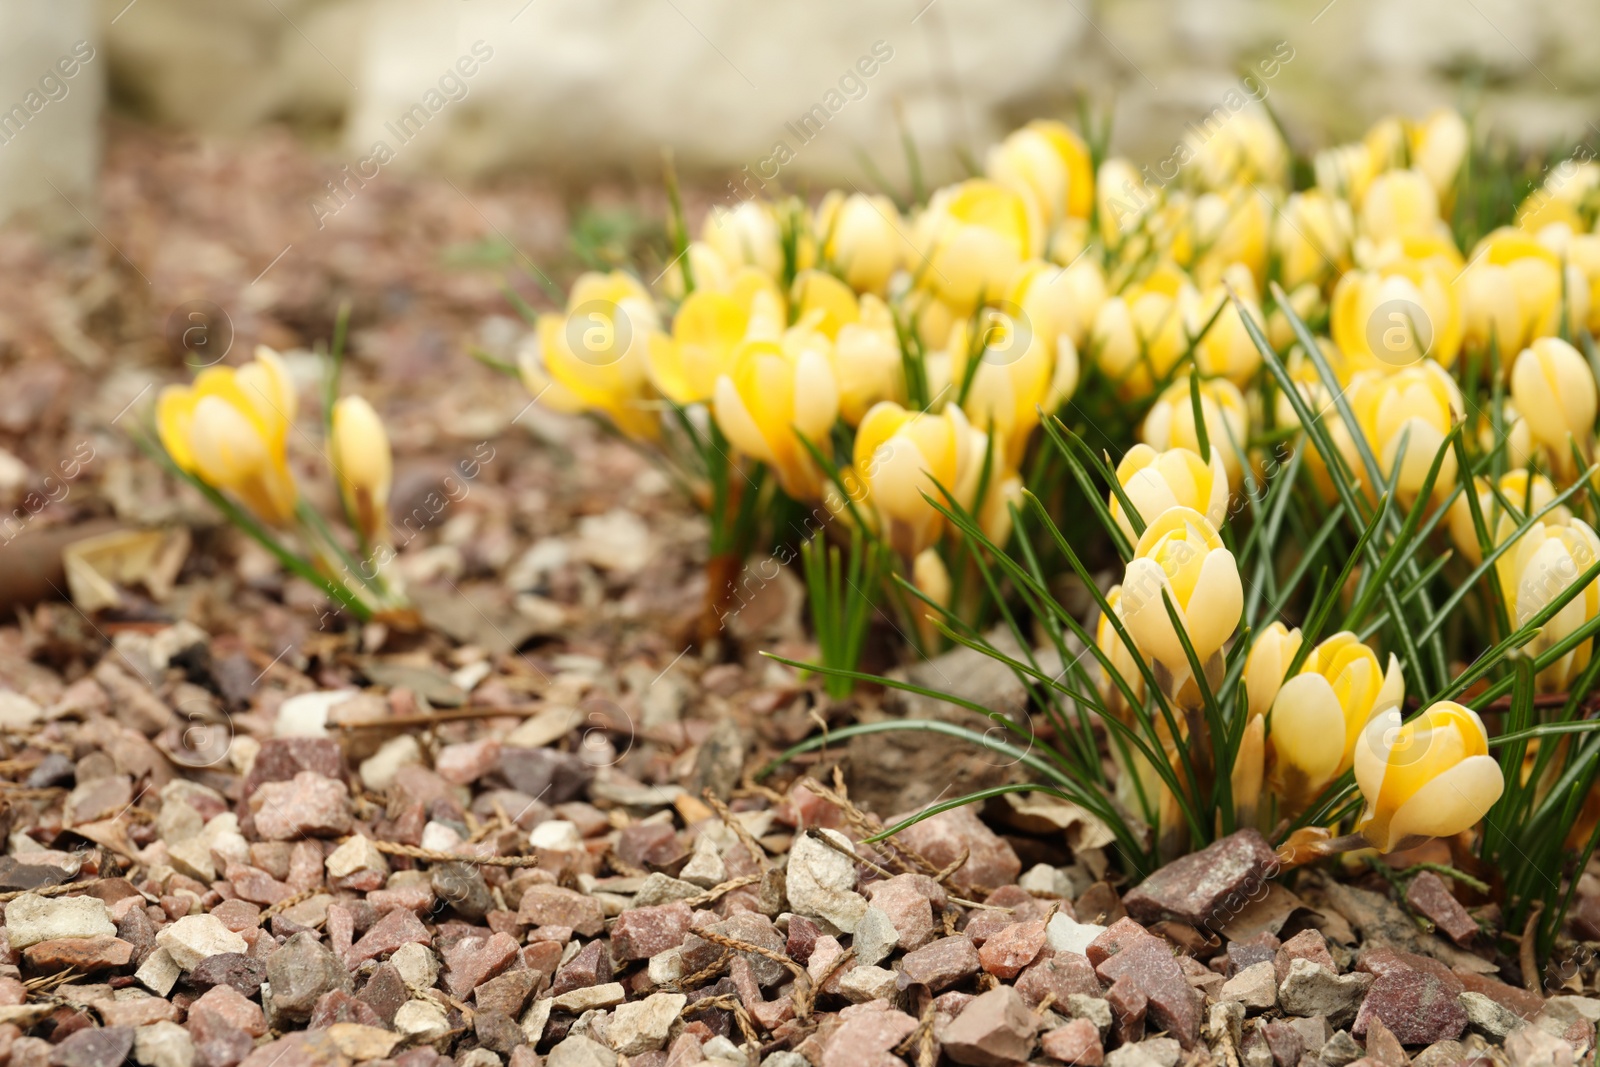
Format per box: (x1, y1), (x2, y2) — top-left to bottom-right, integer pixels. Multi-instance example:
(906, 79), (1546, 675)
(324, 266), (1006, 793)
(1046, 912), (1106, 958)
(647, 947), (684, 986)
(395, 999), (451, 1042)
(359, 735), (423, 792)
(679, 835), (727, 888)
(607, 992), (686, 1055)
(1220, 960), (1277, 1013)
(529, 820), (585, 852)
(4, 892), (116, 948)
(391, 942), (440, 993)
(154, 914), (247, 971)
(135, 947), (182, 997)
(273, 689), (357, 738)
(133, 1021), (194, 1067)
(852, 906), (899, 966)
(785, 829), (867, 933)
(551, 982), (626, 1013)
(326, 834), (389, 879)
(838, 965), (898, 1003)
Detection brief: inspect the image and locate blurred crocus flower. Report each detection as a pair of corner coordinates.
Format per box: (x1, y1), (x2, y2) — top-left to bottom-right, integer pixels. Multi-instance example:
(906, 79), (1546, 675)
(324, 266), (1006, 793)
(158, 346), (299, 527)
(330, 395), (393, 545)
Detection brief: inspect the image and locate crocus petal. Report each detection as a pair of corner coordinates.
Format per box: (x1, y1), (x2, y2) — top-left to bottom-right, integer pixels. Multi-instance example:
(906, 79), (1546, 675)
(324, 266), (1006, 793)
(1382, 755), (1505, 849)
(1270, 674), (1347, 792)
(1120, 556), (1184, 668)
(1184, 548), (1243, 660)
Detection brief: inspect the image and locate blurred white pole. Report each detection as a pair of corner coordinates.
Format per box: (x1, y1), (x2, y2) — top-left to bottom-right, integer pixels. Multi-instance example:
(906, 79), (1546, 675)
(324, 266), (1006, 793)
(0, 0), (101, 233)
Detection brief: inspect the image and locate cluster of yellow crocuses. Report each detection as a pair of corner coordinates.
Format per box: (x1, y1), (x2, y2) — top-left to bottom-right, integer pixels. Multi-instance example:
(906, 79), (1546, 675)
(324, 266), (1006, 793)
(513, 106), (1600, 855)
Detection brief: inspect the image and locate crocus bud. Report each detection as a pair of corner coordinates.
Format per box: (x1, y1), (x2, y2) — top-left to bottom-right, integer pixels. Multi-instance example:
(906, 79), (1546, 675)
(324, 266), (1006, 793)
(944, 305), (1053, 463)
(1012, 256), (1106, 351)
(911, 548), (952, 651)
(1108, 445), (1229, 547)
(713, 335), (839, 501)
(987, 121), (1094, 228)
(1345, 360), (1463, 502)
(1095, 585), (1144, 716)
(912, 179), (1032, 311)
(1458, 229), (1577, 355)
(1243, 622), (1302, 719)
(832, 294), (904, 425)
(1120, 507), (1243, 681)
(1409, 109), (1469, 201)
(702, 200), (783, 280)
(1359, 169), (1443, 244)
(1355, 701), (1504, 853)
(1273, 191), (1354, 291)
(1183, 190), (1270, 289)
(816, 190), (903, 295)
(1330, 264), (1463, 374)
(1315, 142), (1378, 205)
(647, 290), (748, 406)
(1495, 513), (1600, 693)
(1233, 715), (1266, 830)
(331, 396), (392, 545)
(853, 401), (987, 558)
(1090, 264), (1199, 399)
(1447, 470), (1564, 566)
(1268, 632), (1404, 810)
(539, 271), (661, 440)
(1140, 376), (1250, 489)
(1188, 282), (1264, 386)
(1510, 337), (1597, 466)
(1187, 107), (1289, 191)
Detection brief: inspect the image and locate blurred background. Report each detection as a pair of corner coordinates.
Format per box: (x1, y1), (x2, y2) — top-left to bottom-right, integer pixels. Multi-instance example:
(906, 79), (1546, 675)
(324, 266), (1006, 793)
(5, 0), (1599, 229)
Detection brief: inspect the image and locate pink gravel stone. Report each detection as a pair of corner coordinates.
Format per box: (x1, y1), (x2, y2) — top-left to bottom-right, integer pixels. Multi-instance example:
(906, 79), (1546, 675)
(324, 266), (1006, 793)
(886, 806), (1020, 892)
(368, 885), (435, 914)
(517, 884), (605, 936)
(442, 931), (520, 997)
(939, 984), (1039, 1067)
(228, 866), (300, 908)
(611, 902), (693, 961)
(978, 919), (1047, 979)
(190, 983), (267, 1037)
(1015, 950), (1101, 1007)
(1091, 919), (1202, 1049)
(1404, 872), (1478, 945)
(435, 740), (502, 786)
(897, 936), (981, 992)
(248, 771), (352, 840)
(1041, 1019), (1103, 1065)
(864, 874), (946, 951)
(821, 1003), (918, 1067)
(1275, 929), (1336, 984)
(346, 907), (431, 966)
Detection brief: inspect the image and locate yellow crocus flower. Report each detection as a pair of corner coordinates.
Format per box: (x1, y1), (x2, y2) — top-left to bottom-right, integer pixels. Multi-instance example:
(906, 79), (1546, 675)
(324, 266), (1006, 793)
(1120, 506), (1243, 679)
(1355, 701), (1503, 853)
(157, 348), (299, 527)
(912, 179), (1033, 311)
(712, 336), (839, 501)
(1268, 632), (1404, 810)
(538, 271), (660, 440)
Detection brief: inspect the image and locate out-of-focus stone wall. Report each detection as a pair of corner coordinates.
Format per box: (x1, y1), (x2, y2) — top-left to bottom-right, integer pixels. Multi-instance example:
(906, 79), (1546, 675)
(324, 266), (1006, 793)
(13, 0), (1600, 226)
(0, 1), (100, 232)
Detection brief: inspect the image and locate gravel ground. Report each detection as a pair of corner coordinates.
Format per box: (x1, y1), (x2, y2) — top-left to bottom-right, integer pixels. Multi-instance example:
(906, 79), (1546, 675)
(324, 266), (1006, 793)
(0, 122), (1595, 1067)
